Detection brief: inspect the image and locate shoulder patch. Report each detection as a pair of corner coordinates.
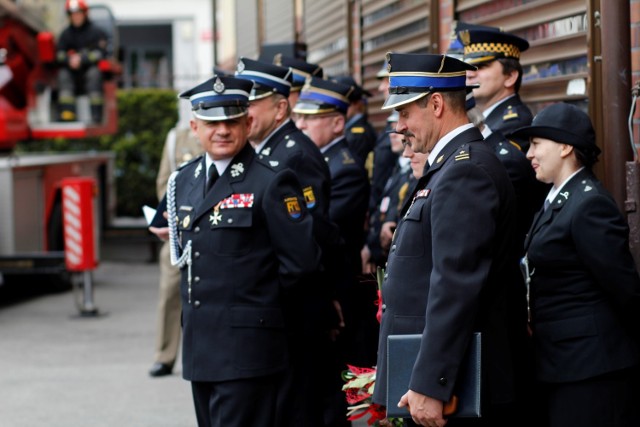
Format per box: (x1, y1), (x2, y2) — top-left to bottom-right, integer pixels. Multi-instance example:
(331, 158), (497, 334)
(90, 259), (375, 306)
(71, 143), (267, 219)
(503, 105), (519, 121)
(303, 186), (316, 209)
(454, 148), (470, 162)
(284, 196), (303, 220)
(254, 156), (280, 171)
(341, 149), (355, 165)
(507, 139), (522, 151)
(350, 126), (365, 134)
(580, 179), (594, 193)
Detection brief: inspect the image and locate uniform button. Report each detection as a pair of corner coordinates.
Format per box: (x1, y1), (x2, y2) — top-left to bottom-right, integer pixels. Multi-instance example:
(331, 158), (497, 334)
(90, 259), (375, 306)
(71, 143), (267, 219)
(259, 318), (265, 325)
(194, 276), (200, 283)
(194, 300), (201, 308)
(194, 226), (200, 233)
(382, 304), (386, 312)
(194, 251), (200, 259)
(391, 245), (396, 252)
(227, 218), (233, 224)
(384, 273), (388, 279)
(438, 377), (447, 386)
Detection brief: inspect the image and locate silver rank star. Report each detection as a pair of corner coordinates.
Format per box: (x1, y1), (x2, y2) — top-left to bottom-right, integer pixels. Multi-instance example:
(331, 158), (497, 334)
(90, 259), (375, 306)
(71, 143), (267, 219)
(194, 162), (202, 178)
(286, 140), (296, 148)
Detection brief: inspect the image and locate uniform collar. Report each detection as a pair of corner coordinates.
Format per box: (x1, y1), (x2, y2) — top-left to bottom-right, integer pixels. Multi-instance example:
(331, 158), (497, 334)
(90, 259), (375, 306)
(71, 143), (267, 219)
(428, 123), (475, 167)
(205, 154), (232, 177)
(482, 94), (516, 118)
(545, 167), (584, 207)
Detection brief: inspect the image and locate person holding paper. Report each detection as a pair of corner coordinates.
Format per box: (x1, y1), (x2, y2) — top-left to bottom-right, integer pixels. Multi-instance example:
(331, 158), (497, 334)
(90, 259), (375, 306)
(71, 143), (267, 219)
(149, 75), (320, 427)
(372, 52), (526, 427)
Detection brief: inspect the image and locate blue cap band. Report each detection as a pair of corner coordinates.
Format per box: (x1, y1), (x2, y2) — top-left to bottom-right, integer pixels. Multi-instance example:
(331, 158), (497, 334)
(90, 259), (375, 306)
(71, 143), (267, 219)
(299, 91), (349, 113)
(389, 74), (467, 90)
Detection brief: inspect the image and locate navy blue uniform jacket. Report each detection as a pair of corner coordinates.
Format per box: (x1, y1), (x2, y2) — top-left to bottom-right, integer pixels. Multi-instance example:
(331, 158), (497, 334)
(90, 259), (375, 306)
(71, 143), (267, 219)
(172, 143), (320, 382)
(485, 94), (532, 150)
(373, 127), (521, 406)
(345, 114), (378, 168)
(323, 138), (370, 277)
(525, 169), (640, 383)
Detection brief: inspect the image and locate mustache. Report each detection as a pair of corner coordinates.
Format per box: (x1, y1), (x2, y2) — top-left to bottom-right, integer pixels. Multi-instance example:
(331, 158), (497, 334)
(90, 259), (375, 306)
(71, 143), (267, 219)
(402, 131), (416, 139)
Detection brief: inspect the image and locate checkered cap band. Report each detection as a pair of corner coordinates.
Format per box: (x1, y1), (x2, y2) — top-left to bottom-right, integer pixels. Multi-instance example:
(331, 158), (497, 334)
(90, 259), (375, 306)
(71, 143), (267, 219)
(464, 42), (521, 59)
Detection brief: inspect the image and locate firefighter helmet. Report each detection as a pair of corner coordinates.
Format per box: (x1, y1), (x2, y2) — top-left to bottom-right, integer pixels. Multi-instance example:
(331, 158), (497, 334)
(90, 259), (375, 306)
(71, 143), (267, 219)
(65, 0), (89, 13)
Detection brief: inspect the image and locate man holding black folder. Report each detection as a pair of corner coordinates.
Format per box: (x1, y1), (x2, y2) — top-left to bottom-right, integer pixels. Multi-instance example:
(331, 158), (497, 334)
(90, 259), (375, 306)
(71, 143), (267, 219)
(372, 53), (528, 426)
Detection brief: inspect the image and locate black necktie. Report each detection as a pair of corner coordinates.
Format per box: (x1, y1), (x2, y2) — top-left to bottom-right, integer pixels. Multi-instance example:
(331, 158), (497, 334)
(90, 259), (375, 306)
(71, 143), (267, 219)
(206, 165), (218, 194)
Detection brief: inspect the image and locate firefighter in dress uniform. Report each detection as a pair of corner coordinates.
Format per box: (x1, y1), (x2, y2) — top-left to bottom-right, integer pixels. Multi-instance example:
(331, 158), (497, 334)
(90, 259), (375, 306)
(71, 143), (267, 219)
(150, 75), (320, 427)
(459, 23), (533, 150)
(372, 53), (526, 427)
(235, 56), (346, 427)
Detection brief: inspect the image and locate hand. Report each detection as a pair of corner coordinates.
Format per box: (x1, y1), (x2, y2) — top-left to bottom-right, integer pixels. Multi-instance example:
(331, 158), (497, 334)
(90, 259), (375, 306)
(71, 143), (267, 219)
(360, 245), (376, 274)
(149, 226), (169, 241)
(380, 221), (397, 250)
(398, 390), (447, 427)
(328, 300), (346, 341)
(69, 53), (82, 69)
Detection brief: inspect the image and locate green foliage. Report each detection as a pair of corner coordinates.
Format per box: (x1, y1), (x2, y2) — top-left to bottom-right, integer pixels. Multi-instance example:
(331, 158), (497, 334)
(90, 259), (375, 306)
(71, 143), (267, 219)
(18, 89), (179, 216)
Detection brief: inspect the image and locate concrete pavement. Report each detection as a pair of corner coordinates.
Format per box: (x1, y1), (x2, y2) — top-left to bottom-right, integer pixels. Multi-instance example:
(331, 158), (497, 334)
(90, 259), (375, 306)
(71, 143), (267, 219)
(0, 240), (369, 427)
(0, 258), (196, 427)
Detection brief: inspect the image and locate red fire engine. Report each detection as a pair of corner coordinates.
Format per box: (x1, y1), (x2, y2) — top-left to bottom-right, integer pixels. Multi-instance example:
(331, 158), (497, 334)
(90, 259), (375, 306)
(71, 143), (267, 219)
(0, 0), (119, 289)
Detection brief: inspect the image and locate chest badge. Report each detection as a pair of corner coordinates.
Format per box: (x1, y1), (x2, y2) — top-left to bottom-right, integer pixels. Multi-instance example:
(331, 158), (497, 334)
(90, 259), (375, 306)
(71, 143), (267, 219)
(182, 215), (191, 228)
(209, 202), (223, 226)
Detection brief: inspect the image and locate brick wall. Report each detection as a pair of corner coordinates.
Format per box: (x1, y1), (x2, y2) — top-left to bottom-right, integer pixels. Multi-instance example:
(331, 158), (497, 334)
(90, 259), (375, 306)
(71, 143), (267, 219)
(438, 0), (454, 54)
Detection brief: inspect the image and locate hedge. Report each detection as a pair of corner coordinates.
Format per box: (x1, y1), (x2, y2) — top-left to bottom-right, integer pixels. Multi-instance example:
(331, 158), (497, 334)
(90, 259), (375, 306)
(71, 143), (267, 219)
(17, 89), (179, 217)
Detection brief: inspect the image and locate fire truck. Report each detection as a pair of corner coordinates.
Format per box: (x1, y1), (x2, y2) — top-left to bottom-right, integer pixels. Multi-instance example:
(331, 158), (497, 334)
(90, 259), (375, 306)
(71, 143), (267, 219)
(0, 0), (120, 288)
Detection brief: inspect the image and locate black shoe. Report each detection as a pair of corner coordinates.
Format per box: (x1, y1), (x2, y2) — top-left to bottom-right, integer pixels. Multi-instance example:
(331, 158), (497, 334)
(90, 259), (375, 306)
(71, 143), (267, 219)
(149, 362), (172, 377)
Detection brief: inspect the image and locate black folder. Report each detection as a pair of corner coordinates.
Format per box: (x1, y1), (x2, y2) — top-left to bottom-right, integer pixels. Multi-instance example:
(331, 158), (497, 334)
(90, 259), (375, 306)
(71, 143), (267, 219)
(386, 332), (481, 418)
(149, 196), (169, 228)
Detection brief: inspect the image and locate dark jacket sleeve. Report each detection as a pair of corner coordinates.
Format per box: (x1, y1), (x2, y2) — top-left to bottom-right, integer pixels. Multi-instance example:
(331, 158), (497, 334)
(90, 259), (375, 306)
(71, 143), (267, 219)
(263, 169), (321, 287)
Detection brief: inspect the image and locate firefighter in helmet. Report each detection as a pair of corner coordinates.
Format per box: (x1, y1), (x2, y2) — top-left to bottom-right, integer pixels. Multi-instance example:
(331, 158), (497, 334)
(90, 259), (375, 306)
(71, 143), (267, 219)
(56, 0), (108, 123)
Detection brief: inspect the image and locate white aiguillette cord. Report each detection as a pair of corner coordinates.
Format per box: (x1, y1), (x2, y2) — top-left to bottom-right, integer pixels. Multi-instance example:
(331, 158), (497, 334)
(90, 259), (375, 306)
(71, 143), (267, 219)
(167, 171), (193, 303)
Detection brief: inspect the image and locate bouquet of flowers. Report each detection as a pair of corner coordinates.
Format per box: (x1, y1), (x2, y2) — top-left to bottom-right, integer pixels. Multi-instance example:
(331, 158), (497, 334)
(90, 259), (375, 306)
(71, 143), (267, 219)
(341, 365), (402, 426)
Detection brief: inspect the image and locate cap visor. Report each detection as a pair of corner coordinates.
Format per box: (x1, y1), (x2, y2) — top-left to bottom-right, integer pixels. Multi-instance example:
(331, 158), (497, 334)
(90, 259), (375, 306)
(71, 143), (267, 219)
(193, 106), (248, 121)
(292, 101), (338, 115)
(464, 55), (497, 65)
(382, 92), (429, 110)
